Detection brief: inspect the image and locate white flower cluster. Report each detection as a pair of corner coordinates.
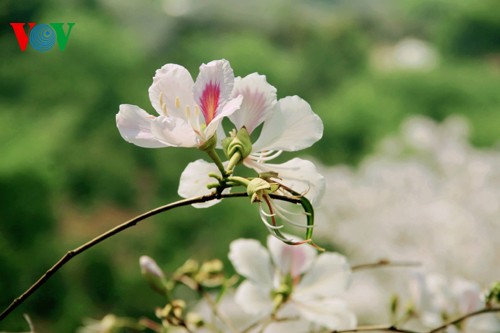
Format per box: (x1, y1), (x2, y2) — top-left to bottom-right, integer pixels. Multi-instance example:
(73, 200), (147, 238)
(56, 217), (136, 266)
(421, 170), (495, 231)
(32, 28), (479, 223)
(316, 115), (500, 327)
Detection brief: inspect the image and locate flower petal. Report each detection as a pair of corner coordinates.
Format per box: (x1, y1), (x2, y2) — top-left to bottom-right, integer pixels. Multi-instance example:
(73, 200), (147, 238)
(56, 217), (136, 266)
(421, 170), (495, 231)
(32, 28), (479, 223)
(295, 253), (351, 299)
(294, 298), (356, 330)
(204, 95), (243, 140)
(245, 158), (325, 204)
(151, 115), (198, 147)
(229, 73), (278, 134)
(253, 96), (323, 152)
(149, 63), (195, 118)
(116, 104), (169, 148)
(228, 239), (274, 287)
(194, 59), (235, 125)
(266, 235), (316, 279)
(234, 280), (273, 316)
(178, 159), (224, 208)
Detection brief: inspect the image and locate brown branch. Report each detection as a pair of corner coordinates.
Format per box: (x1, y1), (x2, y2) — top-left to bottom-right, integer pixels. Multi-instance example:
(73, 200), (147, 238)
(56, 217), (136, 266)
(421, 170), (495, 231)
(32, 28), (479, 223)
(331, 324), (419, 333)
(1, 192), (303, 322)
(351, 259), (421, 272)
(331, 306), (500, 333)
(427, 306), (500, 333)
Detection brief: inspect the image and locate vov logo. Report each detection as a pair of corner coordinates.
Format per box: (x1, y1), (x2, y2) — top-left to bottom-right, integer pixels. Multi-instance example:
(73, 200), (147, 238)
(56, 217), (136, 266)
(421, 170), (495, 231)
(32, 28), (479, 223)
(10, 22), (75, 52)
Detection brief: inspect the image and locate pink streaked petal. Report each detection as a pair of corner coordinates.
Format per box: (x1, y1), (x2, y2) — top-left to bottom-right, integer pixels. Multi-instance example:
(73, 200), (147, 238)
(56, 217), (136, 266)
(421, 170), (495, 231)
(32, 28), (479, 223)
(244, 158), (325, 204)
(205, 95), (243, 139)
(149, 64), (195, 118)
(253, 96), (323, 152)
(116, 104), (169, 148)
(266, 234), (317, 279)
(229, 73), (278, 134)
(194, 59), (235, 124)
(199, 81), (220, 124)
(150, 115), (198, 147)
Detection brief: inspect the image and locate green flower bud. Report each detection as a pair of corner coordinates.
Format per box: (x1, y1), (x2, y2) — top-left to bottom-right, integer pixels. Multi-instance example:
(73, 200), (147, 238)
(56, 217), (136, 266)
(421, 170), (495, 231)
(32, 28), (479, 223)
(140, 256), (167, 295)
(175, 259), (200, 277)
(247, 178), (272, 203)
(223, 127), (253, 163)
(197, 259), (225, 287)
(156, 300), (187, 327)
(485, 281), (500, 305)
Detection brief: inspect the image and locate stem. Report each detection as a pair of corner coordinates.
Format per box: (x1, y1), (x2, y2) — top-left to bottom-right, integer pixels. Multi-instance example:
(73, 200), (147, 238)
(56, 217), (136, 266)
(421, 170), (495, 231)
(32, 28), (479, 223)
(226, 176), (250, 187)
(332, 325), (419, 333)
(331, 306), (500, 333)
(206, 149), (227, 177)
(0, 192), (300, 322)
(427, 306), (500, 333)
(352, 259), (421, 271)
(226, 151), (241, 174)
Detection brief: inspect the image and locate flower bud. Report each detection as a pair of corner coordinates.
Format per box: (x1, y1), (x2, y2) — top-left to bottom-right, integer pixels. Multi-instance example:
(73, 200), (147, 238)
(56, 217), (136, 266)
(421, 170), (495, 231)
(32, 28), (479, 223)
(247, 178), (272, 203)
(484, 281), (500, 305)
(246, 178), (280, 203)
(156, 300), (187, 327)
(197, 259), (225, 287)
(222, 127), (253, 162)
(140, 256), (167, 295)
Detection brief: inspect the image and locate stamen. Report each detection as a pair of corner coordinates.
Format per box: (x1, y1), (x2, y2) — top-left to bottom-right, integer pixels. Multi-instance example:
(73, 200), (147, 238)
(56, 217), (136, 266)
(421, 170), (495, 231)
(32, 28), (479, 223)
(250, 150), (283, 163)
(260, 210), (276, 218)
(175, 97), (181, 108)
(260, 212), (284, 230)
(263, 195), (279, 227)
(159, 92), (168, 115)
(185, 106), (201, 137)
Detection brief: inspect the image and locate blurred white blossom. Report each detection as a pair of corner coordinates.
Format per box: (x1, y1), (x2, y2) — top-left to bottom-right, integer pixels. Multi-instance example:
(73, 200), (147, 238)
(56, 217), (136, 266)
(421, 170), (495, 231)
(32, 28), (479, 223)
(77, 315), (118, 333)
(409, 273), (500, 332)
(317, 115), (500, 319)
(371, 37), (439, 71)
(228, 235), (356, 331)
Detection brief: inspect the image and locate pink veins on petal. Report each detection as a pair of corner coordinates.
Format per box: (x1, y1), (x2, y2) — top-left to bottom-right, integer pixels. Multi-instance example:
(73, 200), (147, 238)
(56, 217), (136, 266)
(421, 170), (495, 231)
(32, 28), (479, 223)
(199, 81), (221, 125)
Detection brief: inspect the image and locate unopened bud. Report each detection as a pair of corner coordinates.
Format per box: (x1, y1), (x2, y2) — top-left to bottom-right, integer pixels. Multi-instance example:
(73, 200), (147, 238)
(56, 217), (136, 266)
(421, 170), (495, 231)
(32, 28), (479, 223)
(247, 178), (280, 203)
(186, 312), (204, 328)
(140, 256), (167, 295)
(222, 127), (252, 162)
(175, 259), (200, 276)
(484, 281), (500, 306)
(197, 259), (225, 287)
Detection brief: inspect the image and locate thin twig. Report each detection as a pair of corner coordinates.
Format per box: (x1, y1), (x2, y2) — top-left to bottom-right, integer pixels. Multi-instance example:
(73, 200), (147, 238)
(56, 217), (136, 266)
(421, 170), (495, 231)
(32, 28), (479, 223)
(332, 325), (419, 333)
(1, 192), (301, 321)
(427, 306), (500, 333)
(331, 306), (500, 333)
(351, 259), (421, 271)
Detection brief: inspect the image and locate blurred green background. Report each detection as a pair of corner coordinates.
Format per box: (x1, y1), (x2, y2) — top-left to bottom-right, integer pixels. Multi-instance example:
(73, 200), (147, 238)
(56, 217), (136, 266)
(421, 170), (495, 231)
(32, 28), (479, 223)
(1, 0), (499, 331)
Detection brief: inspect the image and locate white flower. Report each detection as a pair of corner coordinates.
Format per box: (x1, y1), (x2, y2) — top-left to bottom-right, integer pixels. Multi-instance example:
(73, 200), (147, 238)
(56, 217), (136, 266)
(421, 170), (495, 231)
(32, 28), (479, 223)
(410, 273), (483, 328)
(230, 74), (325, 203)
(315, 115), (500, 319)
(409, 273), (500, 332)
(178, 74), (324, 203)
(228, 236), (356, 331)
(116, 59), (242, 149)
(77, 315), (117, 333)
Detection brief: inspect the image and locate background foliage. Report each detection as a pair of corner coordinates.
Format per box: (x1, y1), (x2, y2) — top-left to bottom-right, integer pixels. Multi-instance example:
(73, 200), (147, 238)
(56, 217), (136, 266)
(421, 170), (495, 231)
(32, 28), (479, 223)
(1, 0), (499, 331)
